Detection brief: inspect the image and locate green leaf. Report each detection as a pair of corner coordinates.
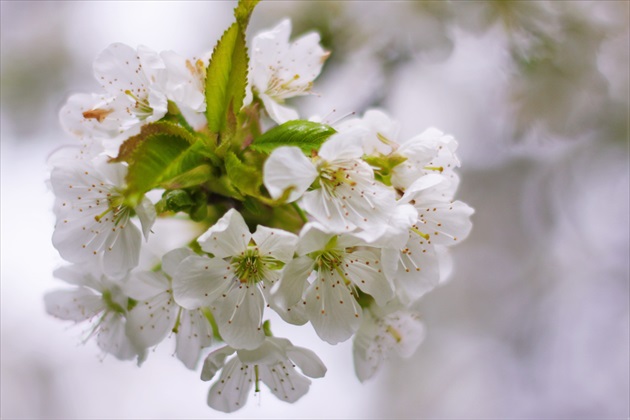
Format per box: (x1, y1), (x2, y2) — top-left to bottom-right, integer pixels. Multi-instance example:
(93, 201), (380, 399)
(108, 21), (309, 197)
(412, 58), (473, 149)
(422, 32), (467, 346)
(111, 121), (197, 164)
(205, 22), (249, 137)
(124, 133), (193, 195)
(249, 120), (337, 155)
(225, 152), (262, 197)
(234, 0), (259, 28)
(113, 123), (215, 196)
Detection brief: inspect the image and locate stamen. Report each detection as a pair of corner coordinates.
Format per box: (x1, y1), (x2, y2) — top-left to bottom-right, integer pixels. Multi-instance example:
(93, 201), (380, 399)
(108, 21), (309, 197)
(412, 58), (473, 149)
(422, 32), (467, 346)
(386, 325), (402, 343)
(424, 165), (444, 173)
(410, 227), (430, 240)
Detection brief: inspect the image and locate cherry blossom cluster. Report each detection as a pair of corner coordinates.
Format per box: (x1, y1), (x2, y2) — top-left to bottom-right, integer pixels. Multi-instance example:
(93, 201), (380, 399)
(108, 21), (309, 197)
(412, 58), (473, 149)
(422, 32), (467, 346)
(46, 3), (473, 413)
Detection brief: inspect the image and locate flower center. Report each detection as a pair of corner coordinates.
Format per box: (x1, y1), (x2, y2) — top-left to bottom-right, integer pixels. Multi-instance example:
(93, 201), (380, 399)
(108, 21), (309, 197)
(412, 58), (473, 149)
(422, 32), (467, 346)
(316, 162), (357, 194)
(94, 190), (131, 226)
(102, 288), (126, 314)
(232, 248), (266, 284)
(125, 89), (154, 120)
(313, 249), (344, 272)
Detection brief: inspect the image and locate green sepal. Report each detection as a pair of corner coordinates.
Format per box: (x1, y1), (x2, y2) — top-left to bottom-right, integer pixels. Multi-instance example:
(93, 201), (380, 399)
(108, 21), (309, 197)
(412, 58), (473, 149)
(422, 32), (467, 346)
(205, 22), (249, 138)
(156, 189), (194, 214)
(249, 120), (337, 155)
(225, 151), (262, 197)
(363, 153), (408, 186)
(159, 164), (214, 190)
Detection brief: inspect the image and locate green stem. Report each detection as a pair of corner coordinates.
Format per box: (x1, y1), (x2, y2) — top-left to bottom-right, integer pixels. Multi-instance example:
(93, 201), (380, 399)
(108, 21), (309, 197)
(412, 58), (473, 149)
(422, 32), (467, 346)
(291, 202), (309, 224)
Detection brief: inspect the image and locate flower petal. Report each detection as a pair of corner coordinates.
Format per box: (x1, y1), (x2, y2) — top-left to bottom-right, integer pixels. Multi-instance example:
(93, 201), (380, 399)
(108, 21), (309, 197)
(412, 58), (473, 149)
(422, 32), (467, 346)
(44, 288), (104, 322)
(273, 255), (313, 310)
(207, 358), (253, 413)
(126, 290), (177, 349)
(197, 209), (250, 258)
(263, 146), (317, 202)
(175, 309), (214, 370)
(123, 271), (169, 301)
(252, 225), (298, 263)
(260, 93), (299, 124)
(201, 345), (236, 381)
(305, 270), (362, 344)
(259, 362), (312, 403)
(345, 249), (393, 306)
(286, 345), (327, 378)
(96, 312), (141, 361)
(212, 283), (265, 350)
(162, 247), (196, 278)
(102, 218), (142, 278)
(134, 197), (156, 241)
(382, 235), (440, 304)
(172, 255), (232, 309)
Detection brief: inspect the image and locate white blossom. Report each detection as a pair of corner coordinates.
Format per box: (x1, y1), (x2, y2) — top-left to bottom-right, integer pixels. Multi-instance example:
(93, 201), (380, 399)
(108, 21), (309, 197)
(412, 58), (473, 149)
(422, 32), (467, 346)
(200, 336), (326, 413)
(44, 264), (144, 362)
(353, 306), (426, 382)
(264, 129), (398, 239)
(124, 248), (214, 369)
(274, 223), (393, 344)
(50, 154), (155, 278)
(173, 209), (298, 350)
(59, 43), (170, 154)
(383, 175), (474, 303)
(247, 19), (329, 124)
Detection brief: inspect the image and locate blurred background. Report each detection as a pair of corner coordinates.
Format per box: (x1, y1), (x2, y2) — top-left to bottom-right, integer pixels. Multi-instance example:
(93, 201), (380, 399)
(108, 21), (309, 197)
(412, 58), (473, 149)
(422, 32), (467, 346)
(1, 1), (628, 418)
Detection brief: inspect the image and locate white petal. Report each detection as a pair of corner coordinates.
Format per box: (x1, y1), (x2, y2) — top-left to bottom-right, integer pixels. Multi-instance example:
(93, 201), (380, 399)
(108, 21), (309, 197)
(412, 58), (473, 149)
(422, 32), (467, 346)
(160, 50), (205, 112)
(387, 311), (426, 358)
(135, 197), (156, 241)
(352, 311), (380, 382)
(172, 255), (232, 309)
(295, 223), (334, 256)
(418, 200), (474, 246)
(286, 346), (327, 378)
(399, 173), (446, 203)
(259, 362), (311, 403)
(102, 219), (142, 277)
(162, 247), (197, 278)
(207, 358), (253, 413)
(273, 255), (313, 310)
(201, 345), (236, 381)
(260, 93), (299, 124)
(317, 129), (365, 161)
(350, 204), (417, 248)
(305, 270), (362, 344)
(197, 209), (250, 258)
(44, 288), (104, 322)
(263, 146), (317, 202)
(175, 309), (214, 370)
(212, 283), (265, 350)
(96, 312), (141, 361)
(93, 43), (147, 95)
(126, 290), (177, 349)
(382, 236), (440, 304)
(59, 92), (120, 140)
(53, 265), (102, 289)
(252, 225), (298, 263)
(123, 271), (169, 301)
(345, 249), (393, 306)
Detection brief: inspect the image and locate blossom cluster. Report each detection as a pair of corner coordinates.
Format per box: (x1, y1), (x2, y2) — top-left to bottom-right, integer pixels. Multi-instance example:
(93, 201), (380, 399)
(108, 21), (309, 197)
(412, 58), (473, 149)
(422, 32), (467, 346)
(45, 2), (473, 412)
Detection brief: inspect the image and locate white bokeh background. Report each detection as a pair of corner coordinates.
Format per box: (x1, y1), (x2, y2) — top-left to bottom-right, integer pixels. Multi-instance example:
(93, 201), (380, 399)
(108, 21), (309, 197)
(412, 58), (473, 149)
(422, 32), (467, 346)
(2, 1), (628, 419)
